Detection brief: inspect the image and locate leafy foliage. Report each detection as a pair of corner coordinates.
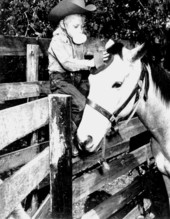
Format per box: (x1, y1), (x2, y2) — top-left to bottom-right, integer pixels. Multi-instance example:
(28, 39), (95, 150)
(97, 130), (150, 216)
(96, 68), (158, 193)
(0, 0), (56, 37)
(0, 0), (170, 71)
(0, 0), (170, 44)
(87, 0), (169, 44)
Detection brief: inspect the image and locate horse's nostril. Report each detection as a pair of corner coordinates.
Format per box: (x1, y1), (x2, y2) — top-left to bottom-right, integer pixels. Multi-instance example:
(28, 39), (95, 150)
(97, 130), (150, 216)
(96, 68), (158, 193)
(86, 135), (93, 144)
(78, 135), (93, 151)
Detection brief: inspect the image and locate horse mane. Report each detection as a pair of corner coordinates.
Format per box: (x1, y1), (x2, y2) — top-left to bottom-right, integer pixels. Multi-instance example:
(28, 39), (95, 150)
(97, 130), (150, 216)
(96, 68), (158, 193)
(142, 43), (170, 103)
(150, 62), (170, 103)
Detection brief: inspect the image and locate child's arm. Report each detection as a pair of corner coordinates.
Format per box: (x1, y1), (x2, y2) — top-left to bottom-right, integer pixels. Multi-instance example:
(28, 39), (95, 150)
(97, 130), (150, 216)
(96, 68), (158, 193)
(49, 39), (95, 72)
(64, 57), (95, 71)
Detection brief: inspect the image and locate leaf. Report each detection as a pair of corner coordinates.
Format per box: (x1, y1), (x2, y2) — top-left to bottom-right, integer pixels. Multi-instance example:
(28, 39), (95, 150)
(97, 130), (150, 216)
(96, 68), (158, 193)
(23, 2), (30, 9)
(6, 16), (14, 22)
(35, 31), (42, 37)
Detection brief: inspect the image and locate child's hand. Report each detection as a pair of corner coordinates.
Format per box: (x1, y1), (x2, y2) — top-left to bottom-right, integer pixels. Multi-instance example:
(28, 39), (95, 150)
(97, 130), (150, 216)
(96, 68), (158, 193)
(102, 39), (115, 62)
(103, 50), (110, 62)
(94, 50), (109, 68)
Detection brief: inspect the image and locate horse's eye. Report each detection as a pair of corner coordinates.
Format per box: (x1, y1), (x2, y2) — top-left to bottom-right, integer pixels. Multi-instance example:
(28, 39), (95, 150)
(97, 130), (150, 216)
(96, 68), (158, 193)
(112, 82), (122, 88)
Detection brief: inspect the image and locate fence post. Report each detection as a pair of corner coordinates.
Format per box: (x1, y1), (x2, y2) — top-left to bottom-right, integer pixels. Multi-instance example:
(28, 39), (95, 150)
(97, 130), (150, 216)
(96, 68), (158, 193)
(26, 44), (39, 82)
(26, 44), (39, 144)
(26, 44), (39, 215)
(49, 94), (72, 219)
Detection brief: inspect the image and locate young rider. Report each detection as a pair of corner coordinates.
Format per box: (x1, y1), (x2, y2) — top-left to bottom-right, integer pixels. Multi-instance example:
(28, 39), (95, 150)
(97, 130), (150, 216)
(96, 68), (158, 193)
(48, 0), (109, 156)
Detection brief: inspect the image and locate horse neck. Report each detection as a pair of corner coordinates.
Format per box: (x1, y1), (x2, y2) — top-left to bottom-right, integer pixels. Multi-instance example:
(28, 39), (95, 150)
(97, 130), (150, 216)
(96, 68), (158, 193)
(136, 64), (170, 144)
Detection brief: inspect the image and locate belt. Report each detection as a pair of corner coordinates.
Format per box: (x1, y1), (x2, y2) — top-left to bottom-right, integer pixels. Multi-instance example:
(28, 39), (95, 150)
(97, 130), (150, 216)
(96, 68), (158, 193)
(49, 71), (82, 84)
(49, 71), (71, 81)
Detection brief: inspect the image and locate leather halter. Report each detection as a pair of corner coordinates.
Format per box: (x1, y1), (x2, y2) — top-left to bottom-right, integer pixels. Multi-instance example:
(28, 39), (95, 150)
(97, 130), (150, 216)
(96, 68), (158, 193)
(86, 63), (149, 125)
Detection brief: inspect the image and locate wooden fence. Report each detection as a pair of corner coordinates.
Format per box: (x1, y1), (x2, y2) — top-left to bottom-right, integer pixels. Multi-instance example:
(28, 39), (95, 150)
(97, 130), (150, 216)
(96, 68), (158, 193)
(0, 35), (154, 219)
(0, 35), (72, 219)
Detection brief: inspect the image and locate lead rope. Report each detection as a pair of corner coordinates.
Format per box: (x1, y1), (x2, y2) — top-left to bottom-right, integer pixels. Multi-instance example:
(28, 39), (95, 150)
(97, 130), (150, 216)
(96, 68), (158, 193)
(99, 136), (110, 174)
(98, 82), (143, 175)
(98, 88), (143, 175)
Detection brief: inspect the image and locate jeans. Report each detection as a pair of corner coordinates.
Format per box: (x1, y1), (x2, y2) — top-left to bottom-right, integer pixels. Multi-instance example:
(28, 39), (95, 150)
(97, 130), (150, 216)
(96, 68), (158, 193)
(49, 71), (89, 126)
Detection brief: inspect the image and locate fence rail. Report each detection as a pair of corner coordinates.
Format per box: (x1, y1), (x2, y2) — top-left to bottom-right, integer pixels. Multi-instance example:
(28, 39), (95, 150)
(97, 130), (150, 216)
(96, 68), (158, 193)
(0, 94), (72, 219)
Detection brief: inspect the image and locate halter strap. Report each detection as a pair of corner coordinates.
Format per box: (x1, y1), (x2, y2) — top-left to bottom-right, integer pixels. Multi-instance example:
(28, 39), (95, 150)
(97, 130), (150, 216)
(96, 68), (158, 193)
(86, 99), (113, 121)
(86, 63), (149, 125)
(113, 63), (147, 118)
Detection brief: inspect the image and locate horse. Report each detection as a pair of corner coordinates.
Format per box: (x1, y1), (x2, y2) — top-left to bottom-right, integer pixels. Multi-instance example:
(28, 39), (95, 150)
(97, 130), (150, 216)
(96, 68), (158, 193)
(77, 41), (170, 210)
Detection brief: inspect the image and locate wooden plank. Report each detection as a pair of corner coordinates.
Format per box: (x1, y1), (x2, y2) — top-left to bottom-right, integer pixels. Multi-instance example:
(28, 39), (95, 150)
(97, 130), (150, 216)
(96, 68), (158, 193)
(73, 144), (152, 203)
(32, 194), (50, 219)
(0, 147), (49, 219)
(26, 44), (39, 82)
(73, 140), (130, 176)
(73, 131), (149, 176)
(0, 35), (50, 56)
(0, 81), (50, 101)
(0, 35), (105, 57)
(108, 199), (140, 219)
(73, 117), (147, 175)
(0, 36), (137, 57)
(26, 44), (39, 151)
(118, 117), (147, 141)
(74, 170), (139, 219)
(108, 197), (151, 219)
(81, 178), (143, 219)
(0, 97), (49, 150)
(0, 141), (49, 173)
(0, 82), (40, 100)
(122, 206), (141, 219)
(49, 94), (72, 218)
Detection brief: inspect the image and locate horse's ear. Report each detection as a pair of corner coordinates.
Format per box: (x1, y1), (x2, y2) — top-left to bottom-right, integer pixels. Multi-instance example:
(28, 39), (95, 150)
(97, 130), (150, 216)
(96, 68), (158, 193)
(106, 41), (124, 57)
(130, 43), (147, 62)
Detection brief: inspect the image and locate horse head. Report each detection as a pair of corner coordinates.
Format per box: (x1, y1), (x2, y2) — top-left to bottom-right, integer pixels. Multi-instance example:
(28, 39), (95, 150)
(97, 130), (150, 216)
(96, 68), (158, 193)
(77, 41), (147, 153)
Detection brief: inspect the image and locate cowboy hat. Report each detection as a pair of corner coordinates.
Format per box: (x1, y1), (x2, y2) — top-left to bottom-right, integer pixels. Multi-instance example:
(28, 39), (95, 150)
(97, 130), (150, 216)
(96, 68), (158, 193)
(49, 0), (96, 25)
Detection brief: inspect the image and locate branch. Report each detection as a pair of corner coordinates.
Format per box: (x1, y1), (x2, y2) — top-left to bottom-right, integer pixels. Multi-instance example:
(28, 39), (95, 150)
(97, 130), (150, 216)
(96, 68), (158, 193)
(137, 0), (145, 10)
(24, 12), (29, 37)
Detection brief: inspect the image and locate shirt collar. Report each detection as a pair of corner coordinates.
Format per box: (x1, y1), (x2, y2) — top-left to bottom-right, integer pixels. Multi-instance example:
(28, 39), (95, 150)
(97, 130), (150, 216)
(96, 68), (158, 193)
(53, 27), (70, 44)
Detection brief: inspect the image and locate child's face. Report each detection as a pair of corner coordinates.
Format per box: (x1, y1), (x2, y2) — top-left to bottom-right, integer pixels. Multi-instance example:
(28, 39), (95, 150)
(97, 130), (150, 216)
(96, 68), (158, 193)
(64, 14), (85, 35)
(63, 14), (87, 44)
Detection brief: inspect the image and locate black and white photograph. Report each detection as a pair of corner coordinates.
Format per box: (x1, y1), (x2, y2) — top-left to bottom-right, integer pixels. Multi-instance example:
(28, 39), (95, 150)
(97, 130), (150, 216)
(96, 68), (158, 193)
(1, 0), (170, 218)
